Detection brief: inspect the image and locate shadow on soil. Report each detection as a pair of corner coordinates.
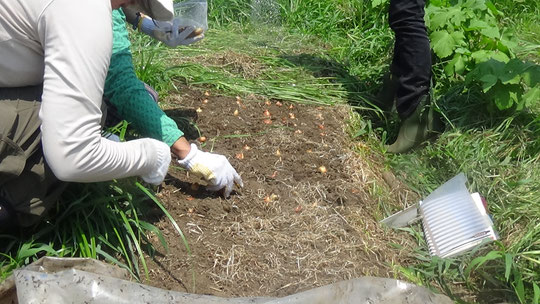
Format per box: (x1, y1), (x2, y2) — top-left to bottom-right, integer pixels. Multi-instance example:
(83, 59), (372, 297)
(279, 52), (540, 153)
(164, 108), (201, 141)
(278, 53), (400, 141)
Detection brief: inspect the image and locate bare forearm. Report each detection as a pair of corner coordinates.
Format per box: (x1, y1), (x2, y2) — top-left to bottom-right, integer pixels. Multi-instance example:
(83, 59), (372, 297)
(171, 137), (191, 159)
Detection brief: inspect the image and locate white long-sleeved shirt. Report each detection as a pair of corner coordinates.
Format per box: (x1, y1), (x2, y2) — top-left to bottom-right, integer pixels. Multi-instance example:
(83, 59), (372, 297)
(0, 0), (169, 183)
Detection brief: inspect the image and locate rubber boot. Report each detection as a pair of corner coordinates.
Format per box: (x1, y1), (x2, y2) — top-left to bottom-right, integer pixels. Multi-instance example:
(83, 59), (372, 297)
(373, 72), (398, 112)
(386, 95), (442, 153)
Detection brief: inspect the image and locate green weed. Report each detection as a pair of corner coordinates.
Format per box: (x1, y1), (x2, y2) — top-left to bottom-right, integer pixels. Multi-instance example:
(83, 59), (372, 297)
(0, 179), (182, 281)
(1, 122), (189, 282)
(2, 0), (538, 302)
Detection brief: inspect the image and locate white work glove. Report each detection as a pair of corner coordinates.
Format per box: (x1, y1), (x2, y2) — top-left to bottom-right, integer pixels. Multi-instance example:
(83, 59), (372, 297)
(140, 16), (204, 47)
(140, 139), (171, 185)
(177, 144), (243, 197)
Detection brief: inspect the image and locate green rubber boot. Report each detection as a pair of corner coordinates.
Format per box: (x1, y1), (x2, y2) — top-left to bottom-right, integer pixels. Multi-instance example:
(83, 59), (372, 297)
(386, 95), (442, 154)
(373, 72), (397, 112)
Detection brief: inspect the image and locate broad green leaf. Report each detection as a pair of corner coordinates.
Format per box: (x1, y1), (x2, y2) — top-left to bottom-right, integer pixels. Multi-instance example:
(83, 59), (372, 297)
(494, 95), (512, 111)
(448, 7), (466, 27)
(484, 14), (498, 26)
(491, 52), (510, 63)
(463, 0), (487, 10)
(450, 31), (466, 47)
(499, 36), (518, 53)
(463, 6), (477, 20)
(475, 51), (510, 64)
(430, 30), (456, 58)
(480, 74), (498, 92)
(427, 8), (449, 29)
(480, 35), (498, 50)
(467, 19), (489, 31)
(499, 59), (526, 83)
(444, 60), (455, 76)
(471, 50), (491, 63)
(505, 59), (536, 74)
(522, 65), (540, 87)
(523, 87), (540, 108)
(454, 47), (471, 55)
(445, 54), (466, 76)
(533, 283), (539, 304)
(454, 55), (466, 74)
(486, 59), (507, 76)
(497, 40), (512, 56)
(481, 25), (500, 39)
(490, 84), (513, 110)
(501, 75), (520, 85)
(509, 91), (519, 108)
(515, 95), (524, 111)
(468, 59), (505, 85)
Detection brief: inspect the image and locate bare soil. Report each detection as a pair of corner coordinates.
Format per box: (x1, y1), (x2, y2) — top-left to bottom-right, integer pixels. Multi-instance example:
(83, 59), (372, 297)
(142, 86), (419, 297)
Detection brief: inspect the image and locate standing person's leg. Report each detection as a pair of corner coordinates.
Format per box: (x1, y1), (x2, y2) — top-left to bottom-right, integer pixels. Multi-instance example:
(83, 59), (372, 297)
(0, 85), (68, 230)
(389, 0), (431, 118)
(387, 0), (441, 153)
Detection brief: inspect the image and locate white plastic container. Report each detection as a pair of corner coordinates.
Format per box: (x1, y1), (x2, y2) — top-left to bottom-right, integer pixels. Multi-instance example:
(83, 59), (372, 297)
(419, 173), (498, 258)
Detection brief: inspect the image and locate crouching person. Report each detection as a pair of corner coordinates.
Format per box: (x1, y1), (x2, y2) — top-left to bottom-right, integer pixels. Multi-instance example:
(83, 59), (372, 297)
(0, 0), (241, 231)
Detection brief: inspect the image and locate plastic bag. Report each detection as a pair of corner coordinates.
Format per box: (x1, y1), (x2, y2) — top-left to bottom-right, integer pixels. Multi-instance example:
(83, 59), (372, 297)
(173, 0), (208, 31)
(1, 257), (453, 304)
(152, 0), (207, 42)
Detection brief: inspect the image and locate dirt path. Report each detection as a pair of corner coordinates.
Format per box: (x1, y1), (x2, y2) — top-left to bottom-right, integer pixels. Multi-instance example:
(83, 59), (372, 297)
(142, 87), (418, 297)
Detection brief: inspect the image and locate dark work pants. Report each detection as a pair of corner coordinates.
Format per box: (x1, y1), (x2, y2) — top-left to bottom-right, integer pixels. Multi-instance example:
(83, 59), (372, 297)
(389, 0), (432, 119)
(0, 85), (67, 228)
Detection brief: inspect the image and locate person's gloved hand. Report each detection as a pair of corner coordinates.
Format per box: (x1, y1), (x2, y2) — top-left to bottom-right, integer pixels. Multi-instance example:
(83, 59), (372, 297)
(177, 144), (243, 198)
(140, 139), (171, 185)
(139, 16), (204, 47)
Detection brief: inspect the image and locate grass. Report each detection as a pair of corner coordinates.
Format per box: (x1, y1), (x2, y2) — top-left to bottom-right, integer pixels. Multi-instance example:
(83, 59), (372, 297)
(0, 124), (190, 282)
(387, 111), (540, 302)
(495, 0), (540, 62)
(1, 0), (538, 302)
(0, 179), (189, 280)
(192, 1), (539, 302)
(154, 27), (360, 105)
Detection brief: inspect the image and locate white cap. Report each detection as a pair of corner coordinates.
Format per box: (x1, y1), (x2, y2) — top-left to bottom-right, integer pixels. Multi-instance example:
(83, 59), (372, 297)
(128, 0), (174, 21)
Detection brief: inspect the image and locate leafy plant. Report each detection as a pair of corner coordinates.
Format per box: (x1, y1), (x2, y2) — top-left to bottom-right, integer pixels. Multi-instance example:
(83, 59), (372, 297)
(465, 58), (540, 111)
(426, 0), (517, 77)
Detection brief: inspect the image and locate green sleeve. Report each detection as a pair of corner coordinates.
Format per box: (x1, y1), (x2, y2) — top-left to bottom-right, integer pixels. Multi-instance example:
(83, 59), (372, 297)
(112, 9), (131, 55)
(104, 49), (184, 146)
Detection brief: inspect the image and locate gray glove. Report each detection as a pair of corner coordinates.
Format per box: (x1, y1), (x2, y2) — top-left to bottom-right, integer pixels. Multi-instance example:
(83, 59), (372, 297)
(140, 16), (204, 47)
